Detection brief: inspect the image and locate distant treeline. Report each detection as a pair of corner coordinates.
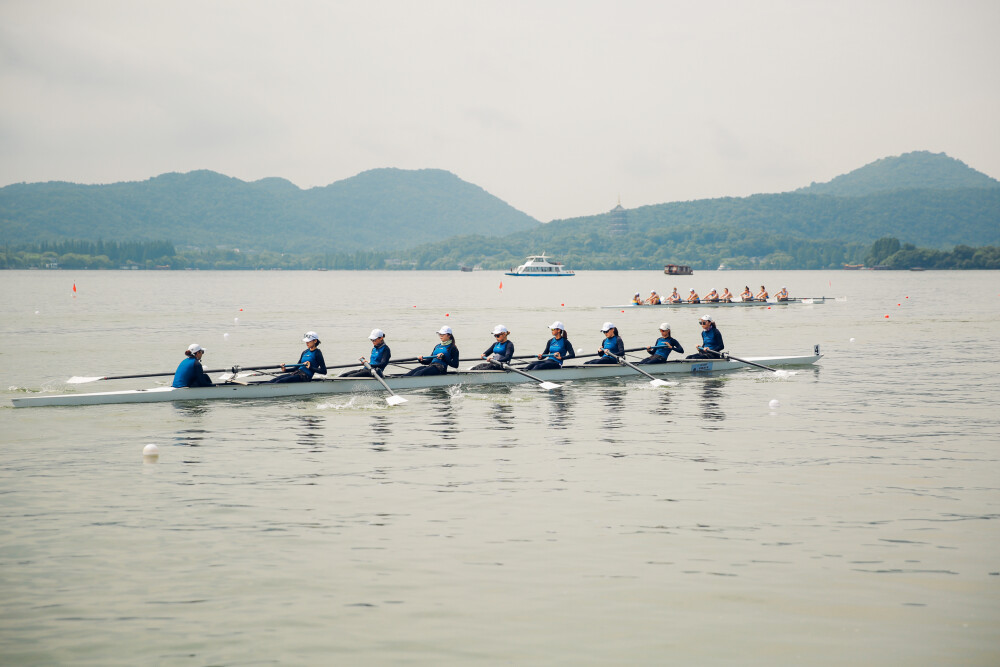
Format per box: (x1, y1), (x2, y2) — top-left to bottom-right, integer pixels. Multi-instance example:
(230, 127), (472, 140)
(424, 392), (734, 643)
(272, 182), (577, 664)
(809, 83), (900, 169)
(2, 236), (998, 270)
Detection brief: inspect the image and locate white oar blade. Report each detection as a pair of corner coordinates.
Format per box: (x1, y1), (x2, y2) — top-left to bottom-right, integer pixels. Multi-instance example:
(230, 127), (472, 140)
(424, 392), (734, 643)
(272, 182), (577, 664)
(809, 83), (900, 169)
(67, 376), (102, 384)
(538, 381), (561, 390)
(649, 378), (674, 387)
(385, 395), (408, 406)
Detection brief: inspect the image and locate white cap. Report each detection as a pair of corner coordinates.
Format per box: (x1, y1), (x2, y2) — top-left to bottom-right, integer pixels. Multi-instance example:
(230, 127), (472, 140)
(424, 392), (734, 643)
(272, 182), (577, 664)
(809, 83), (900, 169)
(711, 288), (716, 291)
(436, 326), (453, 335)
(689, 288), (695, 292)
(549, 321), (565, 330)
(699, 314), (714, 323)
(782, 286), (787, 289)
(601, 321), (615, 332)
(187, 343), (205, 354)
(369, 329), (385, 340)
(302, 331), (320, 342)
(650, 290), (657, 294)
(492, 324), (509, 335)
(659, 323), (671, 331)
(634, 292), (640, 296)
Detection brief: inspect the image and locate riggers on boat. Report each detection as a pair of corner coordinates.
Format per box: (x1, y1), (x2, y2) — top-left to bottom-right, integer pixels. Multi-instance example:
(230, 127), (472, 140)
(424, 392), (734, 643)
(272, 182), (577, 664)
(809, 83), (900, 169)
(11, 347), (822, 408)
(604, 297), (831, 309)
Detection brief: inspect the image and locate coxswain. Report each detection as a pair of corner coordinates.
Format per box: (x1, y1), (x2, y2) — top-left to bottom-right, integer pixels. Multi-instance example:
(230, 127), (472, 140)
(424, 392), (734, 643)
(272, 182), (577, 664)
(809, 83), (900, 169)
(637, 323), (684, 364)
(471, 325), (515, 370)
(775, 286), (789, 301)
(405, 326), (459, 376)
(755, 285), (769, 301)
(740, 286), (753, 302)
(524, 322), (575, 371)
(667, 288), (682, 304)
(340, 329), (391, 377)
(172, 343), (214, 388)
(704, 288), (719, 303)
(586, 322), (625, 364)
(645, 290), (661, 305)
(686, 315), (725, 359)
(720, 288), (734, 303)
(269, 332), (328, 383)
(686, 288), (700, 304)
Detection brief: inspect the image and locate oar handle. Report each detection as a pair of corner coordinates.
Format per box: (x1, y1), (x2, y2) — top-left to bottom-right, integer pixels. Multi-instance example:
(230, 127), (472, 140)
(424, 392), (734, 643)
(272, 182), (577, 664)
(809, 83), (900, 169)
(722, 352), (777, 372)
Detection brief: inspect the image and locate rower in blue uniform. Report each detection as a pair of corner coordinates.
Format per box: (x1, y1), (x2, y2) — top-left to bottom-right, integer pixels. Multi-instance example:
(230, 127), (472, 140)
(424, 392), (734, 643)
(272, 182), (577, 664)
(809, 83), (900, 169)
(631, 292), (643, 305)
(586, 322), (625, 364)
(405, 326), (459, 376)
(471, 325), (515, 370)
(524, 321), (575, 371)
(637, 323), (684, 364)
(704, 288), (720, 303)
(645, 290), (661, 305)
(686, 315), (725, 359)
(340, 328), (391, 377)
(687, 289), (700, 303)
(775, 286), (789, 301)
(269, 331), (327, 383)
(172, 343), (214, 388)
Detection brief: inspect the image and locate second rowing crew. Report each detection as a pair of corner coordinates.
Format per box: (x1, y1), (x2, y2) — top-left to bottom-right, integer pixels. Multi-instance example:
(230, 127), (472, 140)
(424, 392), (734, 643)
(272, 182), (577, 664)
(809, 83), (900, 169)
(634, 285), (790, 305)
(172, 317), (729, 388)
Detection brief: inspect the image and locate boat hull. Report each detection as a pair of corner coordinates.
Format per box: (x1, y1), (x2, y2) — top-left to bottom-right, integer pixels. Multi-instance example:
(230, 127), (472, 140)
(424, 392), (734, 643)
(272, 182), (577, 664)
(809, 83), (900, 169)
(11, 351), (822, 408)
(604, 297), (828, 309)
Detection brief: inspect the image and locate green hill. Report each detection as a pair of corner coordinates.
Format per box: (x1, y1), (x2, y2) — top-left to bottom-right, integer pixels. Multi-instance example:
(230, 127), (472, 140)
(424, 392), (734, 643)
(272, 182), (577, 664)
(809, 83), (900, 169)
(796, 151), (1000, 196)
(0, 168), (540, 253)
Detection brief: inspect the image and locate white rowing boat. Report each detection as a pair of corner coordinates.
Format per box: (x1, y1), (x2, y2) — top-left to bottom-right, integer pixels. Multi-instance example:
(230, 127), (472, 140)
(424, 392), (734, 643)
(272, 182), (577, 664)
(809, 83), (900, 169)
(604, 297), (830, 309)
(10, 347), (822, 408)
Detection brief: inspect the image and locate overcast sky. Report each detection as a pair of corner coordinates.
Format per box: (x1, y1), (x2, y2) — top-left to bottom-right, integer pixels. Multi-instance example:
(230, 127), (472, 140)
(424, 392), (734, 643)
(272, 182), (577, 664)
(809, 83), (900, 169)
(1, 1), (997, 221)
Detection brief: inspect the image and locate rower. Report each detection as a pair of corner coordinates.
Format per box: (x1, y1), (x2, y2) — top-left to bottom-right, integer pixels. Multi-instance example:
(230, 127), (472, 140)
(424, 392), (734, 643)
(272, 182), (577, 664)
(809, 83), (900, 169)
(172, 343), (214, 388)
(720, 288), (734, 303)
(686, 315), (725, 359)
(775, 286), (789, 301)
(269, 332), (327, 383)
(667, 288), (682, 304)
(524, 321), (575, 371)
(755, 285), (769, 301)
(471, 325), (515, 370)
(704, 288), (719, 303)
(631, 292), (643, 305)
(405, 326), (459, 376)
(686, 288), (700, 303)
(340, 329), (391, 377)
(586, 322), (625, 364)
(645, 290), (661, 305)
(637, 323), (684, 364)
(740, 285), (753, 302)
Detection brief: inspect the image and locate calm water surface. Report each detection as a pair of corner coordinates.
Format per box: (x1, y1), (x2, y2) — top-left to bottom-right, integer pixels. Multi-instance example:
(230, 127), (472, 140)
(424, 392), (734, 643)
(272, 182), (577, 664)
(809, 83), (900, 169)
(1, 270), (998, 665)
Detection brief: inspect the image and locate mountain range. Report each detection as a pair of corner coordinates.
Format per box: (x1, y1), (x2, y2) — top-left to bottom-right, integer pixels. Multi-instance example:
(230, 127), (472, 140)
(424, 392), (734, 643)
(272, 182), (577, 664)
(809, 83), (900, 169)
(1, 151), (998, 265)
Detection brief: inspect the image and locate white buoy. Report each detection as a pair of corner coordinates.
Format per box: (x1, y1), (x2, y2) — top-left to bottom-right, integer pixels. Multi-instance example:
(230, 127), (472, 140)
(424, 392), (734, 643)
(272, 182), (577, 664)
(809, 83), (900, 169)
(143, 443), (159, 461)
(223, 333), (230, 340)
(768, 399), (780, 409)
(35, 310), (40, 315)
(234, 317), (240, 325)
(850, 337), (856, 343)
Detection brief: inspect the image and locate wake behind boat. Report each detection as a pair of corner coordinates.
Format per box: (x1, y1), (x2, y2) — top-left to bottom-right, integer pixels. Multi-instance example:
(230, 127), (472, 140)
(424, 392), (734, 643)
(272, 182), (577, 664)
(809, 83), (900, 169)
(11, 347), (822, 408)
(505, 253), (575, 277)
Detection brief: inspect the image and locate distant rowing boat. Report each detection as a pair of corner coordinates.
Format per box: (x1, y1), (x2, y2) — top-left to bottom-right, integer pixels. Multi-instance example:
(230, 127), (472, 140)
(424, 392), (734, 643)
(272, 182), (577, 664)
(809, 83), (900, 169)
(11, 348), (822, 408)
(603, 297), (831, 309)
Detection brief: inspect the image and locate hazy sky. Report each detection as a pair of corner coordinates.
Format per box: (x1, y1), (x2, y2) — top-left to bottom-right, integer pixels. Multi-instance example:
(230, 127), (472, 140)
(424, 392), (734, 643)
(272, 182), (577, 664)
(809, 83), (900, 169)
(1, 1), (997, 221)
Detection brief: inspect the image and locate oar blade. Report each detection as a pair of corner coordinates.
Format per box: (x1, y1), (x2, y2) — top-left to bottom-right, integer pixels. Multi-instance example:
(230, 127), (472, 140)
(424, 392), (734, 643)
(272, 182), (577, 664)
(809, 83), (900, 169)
(385, 394), (408, 406)
(649, 378), (674, 388)
(538, 381), (561, 390)
(66, 376), (104, 384)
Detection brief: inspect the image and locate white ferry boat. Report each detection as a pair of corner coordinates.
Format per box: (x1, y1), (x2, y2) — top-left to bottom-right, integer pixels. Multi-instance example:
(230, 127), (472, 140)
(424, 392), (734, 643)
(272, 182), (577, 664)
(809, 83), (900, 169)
(504, 254), (575, 277)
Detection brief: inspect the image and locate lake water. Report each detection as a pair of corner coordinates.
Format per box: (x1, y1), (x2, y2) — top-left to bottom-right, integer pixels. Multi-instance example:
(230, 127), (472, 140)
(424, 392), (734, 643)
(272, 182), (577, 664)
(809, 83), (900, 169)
(1, 269), (998, 665)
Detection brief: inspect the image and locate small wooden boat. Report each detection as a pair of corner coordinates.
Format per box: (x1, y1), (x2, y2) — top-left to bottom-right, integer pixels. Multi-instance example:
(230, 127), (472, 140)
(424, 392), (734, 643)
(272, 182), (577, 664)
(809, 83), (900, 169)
(505, 254), (575, 277)
(10, 348), (822, 408)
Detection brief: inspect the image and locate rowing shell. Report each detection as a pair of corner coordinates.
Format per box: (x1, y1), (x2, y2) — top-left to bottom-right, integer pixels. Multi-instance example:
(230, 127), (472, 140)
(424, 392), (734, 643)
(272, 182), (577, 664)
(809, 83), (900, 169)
(604, 297), (829, 309)
(10, 348), (822, 408)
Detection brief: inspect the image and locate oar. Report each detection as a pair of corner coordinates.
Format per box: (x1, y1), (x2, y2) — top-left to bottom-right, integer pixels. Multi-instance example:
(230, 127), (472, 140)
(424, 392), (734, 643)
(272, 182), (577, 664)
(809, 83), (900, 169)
(721, 351), (778, 373)
(610, 353), (674, 387)
(66, 363), (285, 384)
(497, 362), (561, 390)
(361, 359), (407, 406)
